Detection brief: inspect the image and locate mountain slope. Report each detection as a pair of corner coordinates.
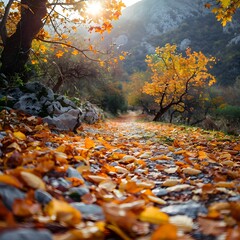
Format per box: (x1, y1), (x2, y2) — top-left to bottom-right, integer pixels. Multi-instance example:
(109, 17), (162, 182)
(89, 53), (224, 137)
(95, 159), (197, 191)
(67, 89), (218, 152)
(107, 0), (240, 85)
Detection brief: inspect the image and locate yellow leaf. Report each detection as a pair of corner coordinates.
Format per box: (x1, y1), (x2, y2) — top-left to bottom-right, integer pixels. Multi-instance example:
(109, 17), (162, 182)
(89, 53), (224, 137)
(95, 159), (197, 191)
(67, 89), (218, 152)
(31, 59), (38, 65)
(61, 34), (68, 39)
(55, 50), (64, 58)
(139, 206), (169, 224)
(85, 137), (95, 149)
(221, 0), (231, 8)
(20, 171), (45, 190)
(39, 44), (47, 53)
(198, 151), (208, 160)
(45, 199), (81, 226)
(13, 131), (26, 141)
(119, 55), (125, 61)
(99, 61), (105, 67)
(72, 49), (79, 55)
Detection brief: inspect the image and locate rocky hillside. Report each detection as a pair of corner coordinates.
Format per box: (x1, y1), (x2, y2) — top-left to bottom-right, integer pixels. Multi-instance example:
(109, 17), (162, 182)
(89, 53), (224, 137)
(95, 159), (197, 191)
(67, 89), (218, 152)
(106, 0), (240, 85)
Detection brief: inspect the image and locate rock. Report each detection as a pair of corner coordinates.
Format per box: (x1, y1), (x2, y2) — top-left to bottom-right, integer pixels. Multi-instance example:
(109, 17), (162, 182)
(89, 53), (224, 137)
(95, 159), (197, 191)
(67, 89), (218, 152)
(152, 188), (168, 197)
(43, 109), (82, 131)
(0, 229), (52, 240)
(81, 101), (100, 124)
(1, 82), (101, 131)
(35, 189), (53, 205)
(161, 201), (207, 219)
(66, 167), (84, 181)
(13, 93), (42, 116)
(24, 82), (54, 101)
(0, 184), (25, 210)
(57, 178), (71, 188)
(71, 203), (105, 221)
(68, 187), (90, 200)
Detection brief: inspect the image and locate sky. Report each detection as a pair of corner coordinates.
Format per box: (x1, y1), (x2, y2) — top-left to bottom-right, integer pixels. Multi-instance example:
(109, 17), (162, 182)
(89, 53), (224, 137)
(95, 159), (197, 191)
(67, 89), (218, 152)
(123, 0), (141, 7)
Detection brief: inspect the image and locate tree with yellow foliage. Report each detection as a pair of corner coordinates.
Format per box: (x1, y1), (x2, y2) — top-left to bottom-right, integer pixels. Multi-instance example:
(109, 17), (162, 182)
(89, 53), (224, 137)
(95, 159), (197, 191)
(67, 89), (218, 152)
(205, 0), (240, 26)
(142, 44), (216, 121)
(0, 0), (125, 87)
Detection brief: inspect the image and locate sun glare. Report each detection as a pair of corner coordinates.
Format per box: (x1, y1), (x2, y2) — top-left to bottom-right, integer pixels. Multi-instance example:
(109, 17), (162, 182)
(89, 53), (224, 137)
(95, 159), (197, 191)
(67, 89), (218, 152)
(86, 2), (102, 15)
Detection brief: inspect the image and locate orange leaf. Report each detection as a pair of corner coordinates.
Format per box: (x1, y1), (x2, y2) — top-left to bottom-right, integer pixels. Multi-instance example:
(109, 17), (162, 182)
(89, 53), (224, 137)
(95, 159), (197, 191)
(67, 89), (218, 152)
(13, 199), (41, 217)
(233, 144), (240, 151)
(151, 223), (177, 240)
(85, 137), (95, 149)
(0, 174), (23, 188)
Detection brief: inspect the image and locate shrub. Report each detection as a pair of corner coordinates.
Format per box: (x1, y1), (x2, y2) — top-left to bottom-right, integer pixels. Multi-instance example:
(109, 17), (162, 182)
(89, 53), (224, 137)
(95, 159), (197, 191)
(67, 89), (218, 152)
(216, 105), (240, 120)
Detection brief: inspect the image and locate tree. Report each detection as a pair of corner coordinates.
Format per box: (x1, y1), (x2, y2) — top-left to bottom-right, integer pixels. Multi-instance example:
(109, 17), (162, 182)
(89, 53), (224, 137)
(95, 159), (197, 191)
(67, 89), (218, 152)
(142, 44), (216, 121)
(205, 0), (240, 26)
(0, 0), (125, 87)
(123, 71), (157, 113)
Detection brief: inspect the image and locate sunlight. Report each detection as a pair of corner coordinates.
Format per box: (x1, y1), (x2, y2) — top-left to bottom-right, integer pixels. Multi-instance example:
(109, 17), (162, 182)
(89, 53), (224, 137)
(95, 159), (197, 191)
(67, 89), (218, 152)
(86, 2), (102, 16)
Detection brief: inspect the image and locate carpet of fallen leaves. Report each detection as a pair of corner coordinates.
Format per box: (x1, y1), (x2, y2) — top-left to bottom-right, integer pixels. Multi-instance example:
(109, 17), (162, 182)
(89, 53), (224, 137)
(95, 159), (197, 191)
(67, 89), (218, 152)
(0, 110), (240, 240)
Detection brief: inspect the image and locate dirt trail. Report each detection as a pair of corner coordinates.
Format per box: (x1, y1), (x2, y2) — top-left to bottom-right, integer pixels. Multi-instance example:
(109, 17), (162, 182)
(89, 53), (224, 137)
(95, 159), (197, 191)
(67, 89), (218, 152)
(0, 110), (240, 240)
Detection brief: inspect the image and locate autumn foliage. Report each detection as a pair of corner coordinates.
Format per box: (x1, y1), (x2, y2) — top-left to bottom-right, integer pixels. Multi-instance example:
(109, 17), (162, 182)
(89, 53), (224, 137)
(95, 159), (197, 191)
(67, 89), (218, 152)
(205, 0), (240, 26)
(0, 0), (125, 84)
(142, 44), (216, 121)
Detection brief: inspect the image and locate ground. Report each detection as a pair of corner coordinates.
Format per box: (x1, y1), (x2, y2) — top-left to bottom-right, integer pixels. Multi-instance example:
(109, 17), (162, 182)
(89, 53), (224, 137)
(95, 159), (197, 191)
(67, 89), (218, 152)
(0, 110), (239, 240)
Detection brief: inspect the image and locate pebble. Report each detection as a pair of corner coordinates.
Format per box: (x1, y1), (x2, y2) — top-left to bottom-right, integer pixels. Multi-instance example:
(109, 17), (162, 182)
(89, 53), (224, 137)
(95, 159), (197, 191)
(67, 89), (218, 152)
(57, 178), (71, 188)
(71, 203), (105, 221)
(152, 188), (168, 197)
(68, 187), (90, 199)
(0, 183), (25, 210)
(0, 229), (52, 240)
(66, 167), (84, 181)
(161, 201), (207, 219)
(35, 189), (53, 205)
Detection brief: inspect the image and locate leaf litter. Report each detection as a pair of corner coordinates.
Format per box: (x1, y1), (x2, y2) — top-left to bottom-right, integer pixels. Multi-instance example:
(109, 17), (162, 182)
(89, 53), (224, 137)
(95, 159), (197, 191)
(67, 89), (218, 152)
(0, 109), (239, 239)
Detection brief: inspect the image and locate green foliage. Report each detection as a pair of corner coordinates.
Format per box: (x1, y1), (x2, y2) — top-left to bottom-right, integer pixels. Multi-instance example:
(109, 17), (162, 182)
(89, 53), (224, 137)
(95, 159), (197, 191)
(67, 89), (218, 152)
(216, 105), (240, 120)
(102, 89), (127, 114)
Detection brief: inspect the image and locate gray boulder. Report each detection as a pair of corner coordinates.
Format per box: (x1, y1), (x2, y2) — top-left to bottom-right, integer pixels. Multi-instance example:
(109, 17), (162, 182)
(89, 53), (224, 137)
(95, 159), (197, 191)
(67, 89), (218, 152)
(43, 109), (82, 131)
(1, 82), (101, 131)
(81, 101), (101, 124)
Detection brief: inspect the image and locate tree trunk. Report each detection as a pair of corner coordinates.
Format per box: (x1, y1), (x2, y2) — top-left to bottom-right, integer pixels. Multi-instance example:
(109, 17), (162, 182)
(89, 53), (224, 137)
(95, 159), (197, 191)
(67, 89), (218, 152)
(0, 0), (47, 85)
(153, 104), (172, 121)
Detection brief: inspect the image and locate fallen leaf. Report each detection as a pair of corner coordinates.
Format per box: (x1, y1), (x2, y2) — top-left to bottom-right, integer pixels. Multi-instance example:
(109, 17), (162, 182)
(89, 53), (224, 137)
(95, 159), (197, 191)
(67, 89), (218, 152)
(139, 206), (169, 224)
(20, 171), (45, 190)
(85, 137), (95, 149)
(13, 131), (27, 141)
(170, 215), (194, 232)
(183, 167), (201, 175)
(151, 223), (177, 240)
(167, 184), (192, 192)
(198, 217), (226, 236)
(45, 199), (81, 226)
(0, 174), (23, 188)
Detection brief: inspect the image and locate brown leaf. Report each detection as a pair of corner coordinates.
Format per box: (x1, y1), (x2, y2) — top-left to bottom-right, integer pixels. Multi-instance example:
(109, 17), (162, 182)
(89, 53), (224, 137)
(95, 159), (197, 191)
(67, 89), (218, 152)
(13, 198), (41, 217)
(198, 217), (226, 236)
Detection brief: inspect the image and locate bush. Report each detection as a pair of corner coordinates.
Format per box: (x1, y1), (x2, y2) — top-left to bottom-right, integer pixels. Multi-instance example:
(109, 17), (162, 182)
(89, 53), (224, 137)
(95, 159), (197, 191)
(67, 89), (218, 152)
(216, 105), (240, 120)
